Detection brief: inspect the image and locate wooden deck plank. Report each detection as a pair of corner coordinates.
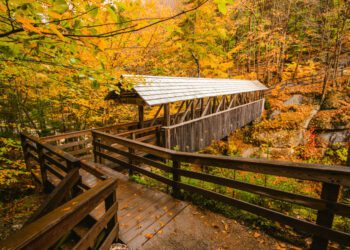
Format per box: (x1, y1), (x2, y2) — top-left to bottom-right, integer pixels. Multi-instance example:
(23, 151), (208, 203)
(127, 200), (188, 249)
(119, 195), (174, 243)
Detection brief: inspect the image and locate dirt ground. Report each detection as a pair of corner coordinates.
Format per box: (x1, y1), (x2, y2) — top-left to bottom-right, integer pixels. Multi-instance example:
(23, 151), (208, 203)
(141, 204), (292, 250)
(0, 193), (45, 241)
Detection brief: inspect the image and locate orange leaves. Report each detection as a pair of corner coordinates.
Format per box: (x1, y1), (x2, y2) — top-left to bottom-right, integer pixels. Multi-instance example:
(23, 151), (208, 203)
(144, 233), (154, 239)
(254, 232), (261, 238)
(49, 24), (65, 40)
(47, 11), (62, 19)
(17, 17), (42, 34)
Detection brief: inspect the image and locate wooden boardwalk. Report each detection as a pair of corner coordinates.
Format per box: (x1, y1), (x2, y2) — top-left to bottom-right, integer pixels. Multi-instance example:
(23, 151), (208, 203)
(48, 159), (189, 249)
(5, 131), (350, 250)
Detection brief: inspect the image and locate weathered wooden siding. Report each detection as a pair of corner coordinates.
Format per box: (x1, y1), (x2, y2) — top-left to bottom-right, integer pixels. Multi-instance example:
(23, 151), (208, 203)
(163, 99), (264, 152)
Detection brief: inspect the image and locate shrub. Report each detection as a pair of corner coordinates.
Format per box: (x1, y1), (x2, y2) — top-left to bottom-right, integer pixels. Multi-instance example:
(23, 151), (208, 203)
(0, 137), (34, 201)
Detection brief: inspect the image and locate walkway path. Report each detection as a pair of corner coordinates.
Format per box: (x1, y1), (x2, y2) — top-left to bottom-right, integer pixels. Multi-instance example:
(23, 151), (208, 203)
(71, 161), (283, 250)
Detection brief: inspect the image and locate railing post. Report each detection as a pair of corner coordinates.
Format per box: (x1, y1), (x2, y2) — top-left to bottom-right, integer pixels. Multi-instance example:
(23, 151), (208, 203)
(172, 160), (181, 198)
(37, 144), (49, 192)
(156, 126), (161, 147)
(163, 127), (171, 149)
(92, 131), (98, 163)
(66, 158), (80, 170)
(92, 131), (102, 163)
(311, 183), (340, 250)
(105, 189), (118, 230)
(128, 132), (136, 177)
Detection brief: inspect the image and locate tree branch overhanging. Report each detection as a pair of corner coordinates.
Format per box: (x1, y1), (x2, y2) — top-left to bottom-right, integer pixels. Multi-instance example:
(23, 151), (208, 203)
(0, 0), (209, 39)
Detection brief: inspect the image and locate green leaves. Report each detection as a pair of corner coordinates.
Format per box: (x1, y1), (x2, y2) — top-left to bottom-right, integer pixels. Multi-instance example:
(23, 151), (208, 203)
(107, 5), (119, 22)
(214, 0), (234, 14)
(89, 77), (100, 89)
(52, 0), (68, 14)
(87, 4), (99, 17)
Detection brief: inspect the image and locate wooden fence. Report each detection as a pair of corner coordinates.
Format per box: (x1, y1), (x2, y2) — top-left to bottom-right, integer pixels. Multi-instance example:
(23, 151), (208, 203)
(162, 99), (264, 151)
(92, 130), (350, 250)
(0, 133), (119, 249)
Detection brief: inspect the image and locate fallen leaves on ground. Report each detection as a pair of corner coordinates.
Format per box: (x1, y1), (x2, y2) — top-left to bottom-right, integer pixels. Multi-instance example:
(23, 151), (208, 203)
(144, 233), (153, 239)
(254, 232), (261, 238)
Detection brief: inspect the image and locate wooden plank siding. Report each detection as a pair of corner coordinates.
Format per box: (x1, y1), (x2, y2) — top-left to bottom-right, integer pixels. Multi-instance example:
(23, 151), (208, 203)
(162, 99), (264, 151)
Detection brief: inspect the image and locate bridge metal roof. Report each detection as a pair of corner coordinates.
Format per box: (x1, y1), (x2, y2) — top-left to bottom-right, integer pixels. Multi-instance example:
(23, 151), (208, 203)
(105, 75), (268, 106)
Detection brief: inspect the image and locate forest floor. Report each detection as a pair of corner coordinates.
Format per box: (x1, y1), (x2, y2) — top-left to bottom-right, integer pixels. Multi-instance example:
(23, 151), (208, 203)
(0, 193), (45, 241)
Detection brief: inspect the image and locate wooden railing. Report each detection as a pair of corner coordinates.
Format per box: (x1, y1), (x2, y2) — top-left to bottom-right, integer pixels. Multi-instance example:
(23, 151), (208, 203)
(162, 99), (264, 151)
(92, 130), (350, 249)
(116, 125), (161, 145)
(0, 178), (118, 249)
(40, 120), (164, 161)
(0, 133), (119, 249)
(40, 121), (142, 160)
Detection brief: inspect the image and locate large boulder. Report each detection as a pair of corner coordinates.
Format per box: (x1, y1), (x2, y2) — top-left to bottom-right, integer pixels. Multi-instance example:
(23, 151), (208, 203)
(283, 94), (303, 106)
(318, 131), (350, 144)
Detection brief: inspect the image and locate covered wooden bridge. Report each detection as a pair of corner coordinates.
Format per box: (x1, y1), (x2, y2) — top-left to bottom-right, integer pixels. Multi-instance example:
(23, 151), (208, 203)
(105, 75), (267, 152)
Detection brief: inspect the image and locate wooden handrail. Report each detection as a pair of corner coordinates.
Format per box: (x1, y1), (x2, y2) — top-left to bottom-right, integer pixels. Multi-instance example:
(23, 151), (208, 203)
(92, 130), (350, 248)
(23, 133), (79, 163)
(26, 168), (81, 224)
(116, 125), (161, 137)
(13, 133), (120, 250)
(92, 130), (350, 187)
(0, 178), (118, 249)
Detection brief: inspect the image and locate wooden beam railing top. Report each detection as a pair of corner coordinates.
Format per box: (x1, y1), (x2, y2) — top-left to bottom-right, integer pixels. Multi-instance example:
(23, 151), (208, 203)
(2, 133), (120, 249)
(92, 130), (350, 249)
(0, 178), (118, 250)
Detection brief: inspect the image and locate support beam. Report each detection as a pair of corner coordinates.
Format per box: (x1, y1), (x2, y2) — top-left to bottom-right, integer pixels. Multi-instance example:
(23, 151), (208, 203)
(215, 97), (225, 113)
(191, 100), (196, 119)
(229, 94), (236, 108)
(163, 104), (171, 126)
(201, 97), (212, 117)
(179, 100), (193, 123)
(172, 101), (185, 125)
(223, 96), (227, 110)
(199, 98), (204, 115)
(212, 97), (217, 113)
(138, 105), (144, 128)
(150, 104), (163, 127)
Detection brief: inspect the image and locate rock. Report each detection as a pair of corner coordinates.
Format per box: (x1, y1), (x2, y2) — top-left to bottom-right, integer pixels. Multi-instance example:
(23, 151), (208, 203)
(269, 110), (281, 120)
(269, 148), (294, 159)
(318, 131), (350, 144)
(110, 243), (129, 250)
(283, 94), (303, 106)
(241, 147), (258, 158)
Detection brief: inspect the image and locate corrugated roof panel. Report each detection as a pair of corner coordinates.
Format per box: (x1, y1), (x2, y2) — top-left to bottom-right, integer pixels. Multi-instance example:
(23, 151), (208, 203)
(118, 75), (268, 106)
